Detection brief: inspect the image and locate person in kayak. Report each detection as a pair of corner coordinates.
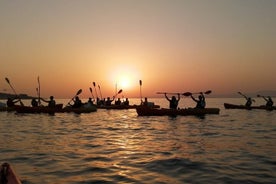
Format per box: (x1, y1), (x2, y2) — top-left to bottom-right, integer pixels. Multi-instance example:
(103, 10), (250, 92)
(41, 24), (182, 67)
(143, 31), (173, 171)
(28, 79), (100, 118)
(123, 98), (129, 106)
(245, 97), (253, 107)
(31, 98), (38, 107)
(6, 97), (20, 107)
(115, 98), (122, 105)
(105, 97), (114, 106)
(262, 96), (274, 107)
(70, 96), (83, 108)
(41, 96), (56, 107)
(165, 93), (180, 109)
(191, 92), (206, 109)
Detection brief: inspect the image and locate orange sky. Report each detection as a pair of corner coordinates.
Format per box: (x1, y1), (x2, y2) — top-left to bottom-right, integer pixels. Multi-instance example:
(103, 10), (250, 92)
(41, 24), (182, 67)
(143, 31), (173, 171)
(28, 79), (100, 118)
(1, 0), (275, 98)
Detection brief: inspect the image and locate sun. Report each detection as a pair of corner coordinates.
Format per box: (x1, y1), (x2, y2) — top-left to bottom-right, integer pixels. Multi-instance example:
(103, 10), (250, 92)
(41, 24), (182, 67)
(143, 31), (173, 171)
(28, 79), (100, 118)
(109, 65), (140, 91)
(118, 77), (130, 89)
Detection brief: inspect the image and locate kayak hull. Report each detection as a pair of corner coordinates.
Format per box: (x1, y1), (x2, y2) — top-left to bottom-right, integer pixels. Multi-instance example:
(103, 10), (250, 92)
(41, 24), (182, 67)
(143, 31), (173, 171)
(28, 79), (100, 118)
(136, 106), (220, 116)
(14, 104), (63, 114)
(61, 105), (97, 113)
(1, 163), (22, 184)
(224, 103), (276, 110)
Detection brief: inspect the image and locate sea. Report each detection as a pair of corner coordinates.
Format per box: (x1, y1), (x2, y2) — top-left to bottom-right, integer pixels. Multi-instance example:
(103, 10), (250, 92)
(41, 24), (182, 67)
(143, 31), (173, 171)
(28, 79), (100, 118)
(0, 97), (275, 184)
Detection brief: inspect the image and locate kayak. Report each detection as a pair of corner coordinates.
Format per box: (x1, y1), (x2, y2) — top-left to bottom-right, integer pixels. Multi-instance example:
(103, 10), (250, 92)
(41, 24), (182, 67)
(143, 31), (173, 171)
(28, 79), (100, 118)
(97, 104), (160, 110)
(97, 104), (137, 110)
(0, 162), (22, 184)
(13, 104), (63, 114)
(224, 103), (276, 110)
(61, 105), (97, 113)
(136, 106), (220, 116)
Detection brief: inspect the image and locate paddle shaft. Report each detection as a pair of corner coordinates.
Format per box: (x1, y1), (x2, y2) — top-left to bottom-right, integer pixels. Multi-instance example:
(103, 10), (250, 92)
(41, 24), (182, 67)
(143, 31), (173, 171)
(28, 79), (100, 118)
(5, 78), (24, 106)
(139, 80), (142, 102)
(93, 82), (98, 99)
(156, 92), (180, 95)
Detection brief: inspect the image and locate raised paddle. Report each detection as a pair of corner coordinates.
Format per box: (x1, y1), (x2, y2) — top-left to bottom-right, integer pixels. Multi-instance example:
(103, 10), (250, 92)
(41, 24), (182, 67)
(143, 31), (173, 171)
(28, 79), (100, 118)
(66, 89), (82, 106)
(156, 92), (180, 95)
(114, 89), (123, 98)
(139, 80), (142, 102)
(93, 82), (98, 99)
(37, 76), (41, 105)
(182, 90), (212, 97)
(89, 87), (94, 99)
(5, 77), (24, 106)
(238, 92), (255, 102)
(98, 85), (103, 99)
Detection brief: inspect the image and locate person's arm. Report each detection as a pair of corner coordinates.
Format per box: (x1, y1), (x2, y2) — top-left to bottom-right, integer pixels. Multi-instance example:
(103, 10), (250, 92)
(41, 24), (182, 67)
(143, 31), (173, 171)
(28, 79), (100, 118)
(177, 93), (180, 101)
(164, 93), (170, 101)
(191, 95), (197, 102)
(40, 98), (48, 103)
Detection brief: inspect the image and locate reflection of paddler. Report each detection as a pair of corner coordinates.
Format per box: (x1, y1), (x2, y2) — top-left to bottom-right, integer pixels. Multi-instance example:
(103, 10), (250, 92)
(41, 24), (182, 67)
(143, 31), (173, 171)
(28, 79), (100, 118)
(0, 162), (22, 184)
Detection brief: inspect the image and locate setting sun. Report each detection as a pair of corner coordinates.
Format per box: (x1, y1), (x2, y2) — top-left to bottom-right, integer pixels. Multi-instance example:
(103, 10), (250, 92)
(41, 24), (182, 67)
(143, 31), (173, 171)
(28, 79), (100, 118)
(109, 64), (140, 92)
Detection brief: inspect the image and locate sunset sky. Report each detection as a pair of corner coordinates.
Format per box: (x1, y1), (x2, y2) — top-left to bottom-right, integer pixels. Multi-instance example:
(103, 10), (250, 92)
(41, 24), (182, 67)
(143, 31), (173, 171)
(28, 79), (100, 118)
(1, 0), (275, 98)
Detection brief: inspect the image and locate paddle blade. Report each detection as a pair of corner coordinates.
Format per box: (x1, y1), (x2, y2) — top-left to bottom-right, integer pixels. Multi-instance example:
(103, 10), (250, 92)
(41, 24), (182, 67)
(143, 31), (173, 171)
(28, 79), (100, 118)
(93, 82), (96, 87)
(204, 90), (212, 95)
(89, 87), (92, 93)
(117, 89), (123, 94)
(76, 89), (82, 95)
(98, 85), (100, 89)
(5, 77), (10, 84)
(139, 80), (142, 86)
(182, 92), (192, 96)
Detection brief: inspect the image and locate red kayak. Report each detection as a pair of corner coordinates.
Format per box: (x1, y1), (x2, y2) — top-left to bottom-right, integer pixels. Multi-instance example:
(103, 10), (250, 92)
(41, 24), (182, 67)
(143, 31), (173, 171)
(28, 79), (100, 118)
(0, 163), (22, 184)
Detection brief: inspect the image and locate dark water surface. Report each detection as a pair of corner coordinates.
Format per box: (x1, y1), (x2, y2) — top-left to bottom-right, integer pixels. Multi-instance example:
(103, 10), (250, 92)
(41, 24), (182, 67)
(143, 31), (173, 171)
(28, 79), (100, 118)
(0, 98), (275, 183)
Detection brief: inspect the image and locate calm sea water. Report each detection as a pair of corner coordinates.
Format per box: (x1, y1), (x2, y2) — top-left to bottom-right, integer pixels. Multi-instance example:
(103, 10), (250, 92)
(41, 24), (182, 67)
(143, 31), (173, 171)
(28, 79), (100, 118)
(0, 98), (275, 184)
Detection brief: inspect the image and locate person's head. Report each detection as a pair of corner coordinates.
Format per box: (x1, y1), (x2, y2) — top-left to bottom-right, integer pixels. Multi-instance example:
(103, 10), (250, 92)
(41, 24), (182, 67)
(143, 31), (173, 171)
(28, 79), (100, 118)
(50, 96), (54, 100)
(172, 96), (176, 100)
(75, 96), (79, 100)
(107, 97), (110, 100)
(89, 97), (92, 101)
(199, 95), (202, 100)
(145, 97), (148, 101)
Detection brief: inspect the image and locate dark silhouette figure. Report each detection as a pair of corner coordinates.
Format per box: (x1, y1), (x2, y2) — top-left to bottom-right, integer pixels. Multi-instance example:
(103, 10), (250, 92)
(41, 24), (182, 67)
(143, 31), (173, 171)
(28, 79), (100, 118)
(123, 98), (129, 106)
(262, 96), (274, 107)
(31, 98), (38, 107)
(105, 97), (114, 106)
(165, 93), (180, 109)
(6, 97), (20, 107)
(41, 96), (56, 108)
(245, 97), (253, 107)
(191, 93), (206, 109)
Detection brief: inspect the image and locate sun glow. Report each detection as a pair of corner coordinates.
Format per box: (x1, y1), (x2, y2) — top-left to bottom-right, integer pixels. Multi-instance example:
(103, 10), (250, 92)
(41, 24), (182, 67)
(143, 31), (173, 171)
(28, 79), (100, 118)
(109, 65), (140, 91)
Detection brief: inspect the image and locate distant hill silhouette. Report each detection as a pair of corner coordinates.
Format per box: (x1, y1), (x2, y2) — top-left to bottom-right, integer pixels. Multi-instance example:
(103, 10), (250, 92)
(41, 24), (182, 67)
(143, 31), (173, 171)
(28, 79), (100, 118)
(0, 92), (34, 99)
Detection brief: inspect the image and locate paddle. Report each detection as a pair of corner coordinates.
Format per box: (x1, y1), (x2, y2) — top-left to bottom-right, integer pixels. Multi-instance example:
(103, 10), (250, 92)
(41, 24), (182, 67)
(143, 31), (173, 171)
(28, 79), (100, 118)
(93, 82), (98, 99)
(238, 92), (255, 102)
(139, 80), (142, 102)
(89, 87), (94, 99)
(98, 85), (103, 99)
(5, 77), (24, 106)
(37, 76), (41, 105)
(182, 90), (212, 97)
(66, 89), (82, 106)
(156, 92), (180, 95)
(114, 89), (123, 98)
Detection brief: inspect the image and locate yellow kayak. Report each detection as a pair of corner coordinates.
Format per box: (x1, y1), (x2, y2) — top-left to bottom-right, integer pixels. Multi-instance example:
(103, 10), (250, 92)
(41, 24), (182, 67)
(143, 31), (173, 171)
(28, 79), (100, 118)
(0, 163), (22, 184)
